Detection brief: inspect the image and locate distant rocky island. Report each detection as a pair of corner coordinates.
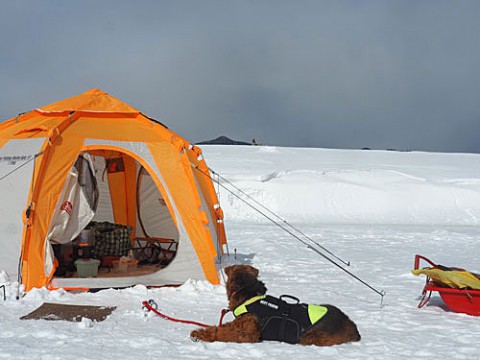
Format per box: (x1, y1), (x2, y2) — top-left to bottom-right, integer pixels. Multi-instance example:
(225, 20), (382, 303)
(196, 136), (253, 146)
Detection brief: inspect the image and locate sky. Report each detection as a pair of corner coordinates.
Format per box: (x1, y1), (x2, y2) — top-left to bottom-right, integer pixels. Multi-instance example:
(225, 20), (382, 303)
(1, 1), (480, 153)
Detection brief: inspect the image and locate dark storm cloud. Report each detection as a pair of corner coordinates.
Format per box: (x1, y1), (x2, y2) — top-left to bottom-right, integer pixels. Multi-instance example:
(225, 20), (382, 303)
(1, 1), (480, 153)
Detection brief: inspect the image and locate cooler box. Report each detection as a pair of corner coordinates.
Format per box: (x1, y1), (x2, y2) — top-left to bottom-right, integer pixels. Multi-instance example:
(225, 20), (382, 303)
(75, 259), (100, 277)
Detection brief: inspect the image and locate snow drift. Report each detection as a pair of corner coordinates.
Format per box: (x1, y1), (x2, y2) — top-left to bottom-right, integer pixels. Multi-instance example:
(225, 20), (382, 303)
(202, 146), (480, 225)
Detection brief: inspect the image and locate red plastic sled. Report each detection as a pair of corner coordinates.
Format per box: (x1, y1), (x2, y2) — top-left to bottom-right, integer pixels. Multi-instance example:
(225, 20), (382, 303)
(414, 254), (480, 316)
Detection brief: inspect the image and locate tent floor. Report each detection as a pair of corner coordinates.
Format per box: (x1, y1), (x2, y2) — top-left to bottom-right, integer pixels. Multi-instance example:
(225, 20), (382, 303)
(97, 264), (163, 278)
(54, 263), (165, 279)
(52, 245), (176, 280)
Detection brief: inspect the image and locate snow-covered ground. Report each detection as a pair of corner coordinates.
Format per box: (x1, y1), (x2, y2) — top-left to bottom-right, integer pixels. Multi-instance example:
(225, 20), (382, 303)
(1, 145), (479, 359)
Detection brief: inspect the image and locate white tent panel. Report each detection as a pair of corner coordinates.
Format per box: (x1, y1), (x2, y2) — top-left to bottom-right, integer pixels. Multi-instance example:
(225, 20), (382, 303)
(91, 156), (114, 223)
(45, 153), (97, 276)
(48, 153), (97, 245)
(0, 139), (44, 280)
(136, 169), (179, 240)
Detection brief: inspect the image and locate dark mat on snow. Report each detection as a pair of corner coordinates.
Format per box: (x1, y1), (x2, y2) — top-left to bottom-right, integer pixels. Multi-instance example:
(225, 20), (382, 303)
(20, 302), (116, 322)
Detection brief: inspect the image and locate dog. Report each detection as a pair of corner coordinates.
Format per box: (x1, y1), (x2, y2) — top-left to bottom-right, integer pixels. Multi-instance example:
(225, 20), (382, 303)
(190, 264), (361, 346)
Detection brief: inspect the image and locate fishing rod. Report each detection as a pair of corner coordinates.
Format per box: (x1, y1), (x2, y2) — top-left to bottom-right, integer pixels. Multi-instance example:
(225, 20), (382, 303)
(192, 165), (386, 304)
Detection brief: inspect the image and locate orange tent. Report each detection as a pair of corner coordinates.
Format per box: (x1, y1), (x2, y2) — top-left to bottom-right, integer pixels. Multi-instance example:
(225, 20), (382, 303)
(0, 89), (227, 291)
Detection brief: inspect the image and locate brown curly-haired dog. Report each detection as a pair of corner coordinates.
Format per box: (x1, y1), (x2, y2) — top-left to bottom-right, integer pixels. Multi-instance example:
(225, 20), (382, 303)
(190, 264), (361, 346)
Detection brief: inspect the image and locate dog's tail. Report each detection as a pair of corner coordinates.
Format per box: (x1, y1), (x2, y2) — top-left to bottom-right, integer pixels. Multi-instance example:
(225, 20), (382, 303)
(323, 305), (361, 343)
(349, 325), (361, 342)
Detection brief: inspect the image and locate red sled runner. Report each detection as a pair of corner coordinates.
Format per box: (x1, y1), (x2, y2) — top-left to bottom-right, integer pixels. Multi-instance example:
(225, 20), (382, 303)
(412, 254), (480, 316)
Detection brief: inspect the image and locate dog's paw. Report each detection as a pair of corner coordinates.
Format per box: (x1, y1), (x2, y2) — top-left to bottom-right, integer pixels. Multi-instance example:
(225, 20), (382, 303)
(190, 328), (215, 342)
(190, 329), (203, 341)
(190, 328), (207, 342)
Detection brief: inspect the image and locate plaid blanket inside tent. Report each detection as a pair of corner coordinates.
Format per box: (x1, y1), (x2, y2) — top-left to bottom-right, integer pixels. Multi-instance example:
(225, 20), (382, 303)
(89, 221), (133, 258)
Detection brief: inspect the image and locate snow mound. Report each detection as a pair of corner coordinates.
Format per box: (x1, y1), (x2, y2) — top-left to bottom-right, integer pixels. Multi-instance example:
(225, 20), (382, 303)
(203, 146), (480, 225)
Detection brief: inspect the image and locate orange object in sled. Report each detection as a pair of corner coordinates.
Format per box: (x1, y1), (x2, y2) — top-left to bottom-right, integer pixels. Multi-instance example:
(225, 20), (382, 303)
(413, 255), (480, 316)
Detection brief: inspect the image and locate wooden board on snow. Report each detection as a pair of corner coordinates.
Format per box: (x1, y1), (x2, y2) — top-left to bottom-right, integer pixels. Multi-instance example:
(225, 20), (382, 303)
(20, 302), (116, 322)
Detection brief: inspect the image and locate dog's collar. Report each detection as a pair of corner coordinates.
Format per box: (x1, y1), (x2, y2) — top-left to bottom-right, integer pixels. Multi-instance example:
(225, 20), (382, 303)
(233, 295), (266, 317)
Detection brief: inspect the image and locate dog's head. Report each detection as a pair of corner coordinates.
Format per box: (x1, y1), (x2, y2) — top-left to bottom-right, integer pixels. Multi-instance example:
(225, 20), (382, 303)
(224, 264), (259, 279)
(224, 265), (267, 310)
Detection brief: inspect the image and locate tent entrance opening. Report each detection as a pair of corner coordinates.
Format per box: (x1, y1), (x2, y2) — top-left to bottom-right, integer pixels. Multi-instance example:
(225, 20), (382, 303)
(49, 150), (179, 280)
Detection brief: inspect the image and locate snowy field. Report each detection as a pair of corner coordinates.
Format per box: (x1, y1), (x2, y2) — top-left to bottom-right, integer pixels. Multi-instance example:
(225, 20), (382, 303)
(1, 145), (480, 359)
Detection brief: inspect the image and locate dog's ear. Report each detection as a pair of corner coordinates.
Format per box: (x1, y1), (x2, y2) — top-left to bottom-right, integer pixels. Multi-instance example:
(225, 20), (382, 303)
(236, 271), (267, 296)
(246, 265), (259, 278)
(224, 265), (235, 278)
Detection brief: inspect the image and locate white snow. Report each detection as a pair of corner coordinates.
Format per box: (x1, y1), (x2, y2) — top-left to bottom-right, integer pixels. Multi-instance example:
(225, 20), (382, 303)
(1, 145), (479, 359)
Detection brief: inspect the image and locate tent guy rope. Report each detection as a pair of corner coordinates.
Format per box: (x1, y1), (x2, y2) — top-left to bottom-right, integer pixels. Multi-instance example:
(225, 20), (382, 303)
(193, 164), (386, 306)
(210, 169), (351, 267)
(0, 153), (42, 182)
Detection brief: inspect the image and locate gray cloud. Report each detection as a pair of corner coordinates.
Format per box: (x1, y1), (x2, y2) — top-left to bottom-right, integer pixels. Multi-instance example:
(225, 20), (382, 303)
(1, 1), (480, 153)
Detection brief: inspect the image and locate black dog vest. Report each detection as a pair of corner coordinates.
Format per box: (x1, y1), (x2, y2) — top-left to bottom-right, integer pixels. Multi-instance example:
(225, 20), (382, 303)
(233, 295), (328, 344)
